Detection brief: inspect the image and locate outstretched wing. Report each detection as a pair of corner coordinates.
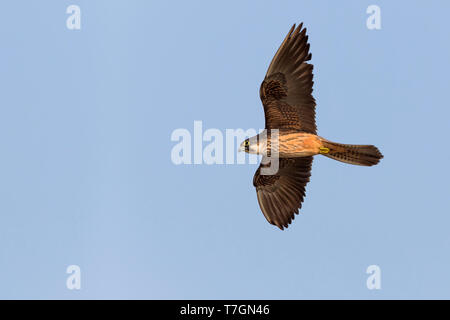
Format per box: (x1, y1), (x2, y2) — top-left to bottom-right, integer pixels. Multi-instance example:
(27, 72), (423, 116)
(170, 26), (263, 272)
(253, 157), (313, 230)
(260, 23), (316, 134)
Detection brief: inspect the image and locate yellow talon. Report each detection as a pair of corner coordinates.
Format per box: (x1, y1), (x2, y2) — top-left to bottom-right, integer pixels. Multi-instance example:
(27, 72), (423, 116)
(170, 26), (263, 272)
(319, 147), (330, 154)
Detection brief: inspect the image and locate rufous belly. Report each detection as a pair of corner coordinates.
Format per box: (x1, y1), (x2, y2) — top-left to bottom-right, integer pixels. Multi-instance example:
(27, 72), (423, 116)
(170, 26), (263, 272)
(276, 132), (323, 157)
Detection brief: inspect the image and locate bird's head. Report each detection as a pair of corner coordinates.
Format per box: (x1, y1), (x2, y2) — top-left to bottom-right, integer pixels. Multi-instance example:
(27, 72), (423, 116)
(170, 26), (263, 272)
(239, 135), (266, 154)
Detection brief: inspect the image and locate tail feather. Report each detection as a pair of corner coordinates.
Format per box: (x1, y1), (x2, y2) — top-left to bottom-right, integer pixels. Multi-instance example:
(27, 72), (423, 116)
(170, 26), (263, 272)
(321, 140), (383, 166)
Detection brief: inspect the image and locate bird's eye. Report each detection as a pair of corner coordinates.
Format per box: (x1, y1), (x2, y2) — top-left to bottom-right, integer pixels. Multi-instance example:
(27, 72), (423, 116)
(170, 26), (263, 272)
(244, 141), (250, 147)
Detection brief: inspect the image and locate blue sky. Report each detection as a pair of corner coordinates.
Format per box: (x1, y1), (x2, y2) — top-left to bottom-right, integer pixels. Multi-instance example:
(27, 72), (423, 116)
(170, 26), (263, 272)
(0, 0), (449, 299)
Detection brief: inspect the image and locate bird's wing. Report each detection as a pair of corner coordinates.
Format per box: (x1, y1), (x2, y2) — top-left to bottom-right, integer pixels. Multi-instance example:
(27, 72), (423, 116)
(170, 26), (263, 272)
(253, 157), (313, 230)
(260, 23), (316, 134)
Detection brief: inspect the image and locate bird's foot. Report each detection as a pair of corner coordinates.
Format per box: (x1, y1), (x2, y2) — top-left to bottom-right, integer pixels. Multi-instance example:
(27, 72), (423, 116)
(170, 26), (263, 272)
(319, 147), (330, 154)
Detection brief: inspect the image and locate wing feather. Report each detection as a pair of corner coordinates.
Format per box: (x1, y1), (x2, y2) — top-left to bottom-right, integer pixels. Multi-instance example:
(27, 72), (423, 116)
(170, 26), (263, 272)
(260, 23), (316, 133)
(253, 157), (313, 230)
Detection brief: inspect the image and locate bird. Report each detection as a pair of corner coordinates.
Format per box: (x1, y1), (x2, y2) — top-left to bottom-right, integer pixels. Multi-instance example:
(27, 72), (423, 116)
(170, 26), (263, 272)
(239, 23), (383, 230)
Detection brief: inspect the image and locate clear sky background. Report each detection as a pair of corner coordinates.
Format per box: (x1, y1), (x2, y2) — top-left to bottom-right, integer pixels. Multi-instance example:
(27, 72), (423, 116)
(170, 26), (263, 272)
(1, 0), (449, 299)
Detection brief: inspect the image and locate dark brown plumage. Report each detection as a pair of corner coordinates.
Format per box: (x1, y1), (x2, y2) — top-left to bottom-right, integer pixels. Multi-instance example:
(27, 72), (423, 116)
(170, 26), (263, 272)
(260, 23), (316, 134)
(246, 23), (383, 230)
(253, 157), (313, 230)
(254, 23), (316, 230)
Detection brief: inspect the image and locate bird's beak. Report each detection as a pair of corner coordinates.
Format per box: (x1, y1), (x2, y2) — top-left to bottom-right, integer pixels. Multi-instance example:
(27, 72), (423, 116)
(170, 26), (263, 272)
(238, 144), (244, 152)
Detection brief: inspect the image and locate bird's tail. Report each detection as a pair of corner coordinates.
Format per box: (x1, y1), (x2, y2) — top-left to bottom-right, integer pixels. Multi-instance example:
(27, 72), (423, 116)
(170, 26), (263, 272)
(319, 139), (383, 166)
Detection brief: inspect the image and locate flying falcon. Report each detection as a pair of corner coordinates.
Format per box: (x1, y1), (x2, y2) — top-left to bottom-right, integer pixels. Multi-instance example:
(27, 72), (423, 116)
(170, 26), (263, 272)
(239, 23), (383, 230)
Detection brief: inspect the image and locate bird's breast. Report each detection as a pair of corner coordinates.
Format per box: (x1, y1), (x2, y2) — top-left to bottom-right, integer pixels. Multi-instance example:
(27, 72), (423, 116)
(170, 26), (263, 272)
(273, 132), (322, 157)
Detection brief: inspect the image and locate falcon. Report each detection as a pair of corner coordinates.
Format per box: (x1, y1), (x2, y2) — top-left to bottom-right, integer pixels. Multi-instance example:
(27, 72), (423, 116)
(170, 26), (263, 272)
(239, 23), (383, 230)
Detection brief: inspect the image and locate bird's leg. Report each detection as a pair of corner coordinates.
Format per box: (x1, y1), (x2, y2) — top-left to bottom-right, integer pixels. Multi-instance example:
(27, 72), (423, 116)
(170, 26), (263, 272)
(319, 147), (329, 154)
